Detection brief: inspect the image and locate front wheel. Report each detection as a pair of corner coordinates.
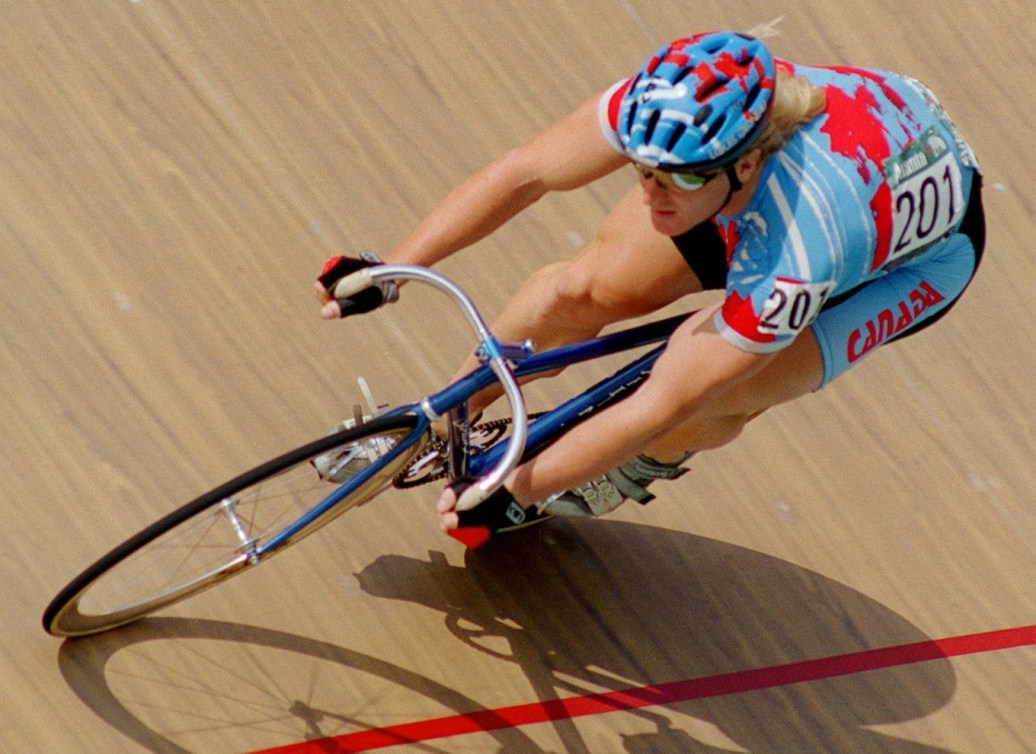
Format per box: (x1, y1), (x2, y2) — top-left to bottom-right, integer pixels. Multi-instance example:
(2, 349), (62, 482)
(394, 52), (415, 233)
(43, 413), (428, 637)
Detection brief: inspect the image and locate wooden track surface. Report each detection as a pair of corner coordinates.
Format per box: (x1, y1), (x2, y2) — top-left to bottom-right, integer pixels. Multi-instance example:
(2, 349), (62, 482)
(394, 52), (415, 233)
(4, 2), (1034, 752)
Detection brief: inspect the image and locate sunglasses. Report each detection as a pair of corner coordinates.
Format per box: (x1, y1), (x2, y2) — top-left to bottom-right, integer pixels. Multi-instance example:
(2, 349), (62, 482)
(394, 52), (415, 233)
(633, 163), (722, 191)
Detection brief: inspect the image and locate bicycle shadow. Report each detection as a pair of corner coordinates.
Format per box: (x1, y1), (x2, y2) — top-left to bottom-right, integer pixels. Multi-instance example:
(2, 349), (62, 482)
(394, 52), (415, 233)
(57, 616), (546, 754)
(53, 520), (959, 754)
(355, 519), (960, 753)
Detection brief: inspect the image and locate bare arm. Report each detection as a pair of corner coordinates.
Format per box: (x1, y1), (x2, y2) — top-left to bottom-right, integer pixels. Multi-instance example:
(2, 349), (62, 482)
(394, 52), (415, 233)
(384, 91), (628, 268)
(492, 307), (773, 505)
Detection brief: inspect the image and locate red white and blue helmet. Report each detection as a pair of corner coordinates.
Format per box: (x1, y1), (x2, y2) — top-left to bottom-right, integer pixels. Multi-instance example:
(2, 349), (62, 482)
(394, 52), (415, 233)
(614, 32), (776, 171)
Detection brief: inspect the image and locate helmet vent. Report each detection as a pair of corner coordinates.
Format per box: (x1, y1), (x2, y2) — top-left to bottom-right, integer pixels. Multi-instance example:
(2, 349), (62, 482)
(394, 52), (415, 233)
(673, 66), (695, 86)
(625, 100), (639, 135)
(644, 109), (662, 142)
(696, 76), (725, 103)
(702, 113), (727, 143)
(666, 123), (687, 152)
(693, 103), (713, 127)
(703, 38), (725, 55)
(743, 82), (763, 111)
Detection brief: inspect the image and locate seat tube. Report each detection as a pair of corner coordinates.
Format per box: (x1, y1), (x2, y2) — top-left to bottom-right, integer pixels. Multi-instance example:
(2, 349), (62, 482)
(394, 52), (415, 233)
(445, 403), (471, 479)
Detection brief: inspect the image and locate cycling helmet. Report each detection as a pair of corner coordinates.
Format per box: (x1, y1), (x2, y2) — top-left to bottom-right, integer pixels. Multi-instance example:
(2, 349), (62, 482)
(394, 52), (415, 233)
(615, 32), (776, 171)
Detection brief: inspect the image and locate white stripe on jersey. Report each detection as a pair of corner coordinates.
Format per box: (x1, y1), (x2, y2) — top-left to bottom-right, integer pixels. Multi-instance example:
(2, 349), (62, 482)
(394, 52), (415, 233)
(766, 172), (812, 278)
(776, 149), (844, 282)
(796, 132), (878, 280)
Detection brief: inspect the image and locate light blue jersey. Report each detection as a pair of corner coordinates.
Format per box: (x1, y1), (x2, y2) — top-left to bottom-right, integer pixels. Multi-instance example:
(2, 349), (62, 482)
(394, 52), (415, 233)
(600, 60), (983, 384)
(713, 63), (980, 368)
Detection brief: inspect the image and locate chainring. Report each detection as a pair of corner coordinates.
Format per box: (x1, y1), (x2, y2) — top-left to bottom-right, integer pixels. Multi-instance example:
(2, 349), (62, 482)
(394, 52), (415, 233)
(392, 415), (541, 488)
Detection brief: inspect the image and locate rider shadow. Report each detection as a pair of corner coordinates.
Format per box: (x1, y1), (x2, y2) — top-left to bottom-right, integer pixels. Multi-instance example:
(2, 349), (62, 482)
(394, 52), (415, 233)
(356, 518), (960, 753)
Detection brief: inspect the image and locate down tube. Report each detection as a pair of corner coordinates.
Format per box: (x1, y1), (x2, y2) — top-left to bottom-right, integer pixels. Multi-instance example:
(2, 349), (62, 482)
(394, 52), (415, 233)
(258, 414), (429, 554)
(467, 344), (666, 477)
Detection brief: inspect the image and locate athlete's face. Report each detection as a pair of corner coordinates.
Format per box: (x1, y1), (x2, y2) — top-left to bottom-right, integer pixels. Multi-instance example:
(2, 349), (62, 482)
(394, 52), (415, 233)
(633, 163), (732, 236)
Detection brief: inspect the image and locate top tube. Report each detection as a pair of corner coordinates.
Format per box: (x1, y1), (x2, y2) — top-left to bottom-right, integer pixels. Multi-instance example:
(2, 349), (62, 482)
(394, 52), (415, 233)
(467, 342), (666, 477)
(425, 311), (689, 419)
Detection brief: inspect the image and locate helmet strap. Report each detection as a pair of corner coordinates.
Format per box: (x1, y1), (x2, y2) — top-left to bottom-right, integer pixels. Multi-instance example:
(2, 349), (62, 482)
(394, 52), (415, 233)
(724, 164), (743, 197)
(714, 165), (743, 216)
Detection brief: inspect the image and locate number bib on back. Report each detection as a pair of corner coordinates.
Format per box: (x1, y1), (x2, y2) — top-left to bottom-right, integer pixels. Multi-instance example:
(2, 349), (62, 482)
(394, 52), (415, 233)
(886, 127), (966, 266)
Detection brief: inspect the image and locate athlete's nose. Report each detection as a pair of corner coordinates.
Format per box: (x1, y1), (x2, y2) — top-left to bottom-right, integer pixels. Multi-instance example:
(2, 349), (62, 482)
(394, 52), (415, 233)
(640, 176), (669, 204)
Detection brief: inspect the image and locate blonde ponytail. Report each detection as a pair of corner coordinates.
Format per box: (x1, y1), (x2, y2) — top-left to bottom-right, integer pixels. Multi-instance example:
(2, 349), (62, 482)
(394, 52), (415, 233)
(753, 68), (827, 159)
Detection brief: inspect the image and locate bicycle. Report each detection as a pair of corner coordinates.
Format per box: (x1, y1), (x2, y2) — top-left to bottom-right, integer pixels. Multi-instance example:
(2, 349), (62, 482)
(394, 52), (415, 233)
(43, 265), (693, 637)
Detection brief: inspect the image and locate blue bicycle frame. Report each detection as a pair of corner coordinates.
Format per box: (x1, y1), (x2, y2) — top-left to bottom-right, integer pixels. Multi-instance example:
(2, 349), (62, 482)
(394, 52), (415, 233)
(439, 312), (689, 478)
(263, 309), (690, 553)
(42, 258), (706, 638)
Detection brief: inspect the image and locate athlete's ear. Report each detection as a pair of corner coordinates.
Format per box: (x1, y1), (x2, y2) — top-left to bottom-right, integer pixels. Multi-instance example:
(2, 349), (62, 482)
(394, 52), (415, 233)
(735, 148), (764, 184)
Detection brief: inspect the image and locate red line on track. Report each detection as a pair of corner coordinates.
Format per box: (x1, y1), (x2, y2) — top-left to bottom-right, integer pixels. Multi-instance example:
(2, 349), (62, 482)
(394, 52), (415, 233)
(254, 625), (1036, 754)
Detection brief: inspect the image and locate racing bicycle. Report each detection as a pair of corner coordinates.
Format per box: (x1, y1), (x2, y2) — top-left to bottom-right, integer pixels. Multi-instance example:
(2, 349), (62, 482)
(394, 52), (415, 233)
(43, 265), (693, 637)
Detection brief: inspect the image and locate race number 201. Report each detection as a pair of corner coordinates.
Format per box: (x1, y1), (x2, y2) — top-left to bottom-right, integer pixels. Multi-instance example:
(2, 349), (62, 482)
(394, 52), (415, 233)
(889, 149), (966, 264)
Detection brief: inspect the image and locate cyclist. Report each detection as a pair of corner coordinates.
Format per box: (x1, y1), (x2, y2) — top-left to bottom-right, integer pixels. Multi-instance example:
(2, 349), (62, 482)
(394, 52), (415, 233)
(316, 31), (984, 547)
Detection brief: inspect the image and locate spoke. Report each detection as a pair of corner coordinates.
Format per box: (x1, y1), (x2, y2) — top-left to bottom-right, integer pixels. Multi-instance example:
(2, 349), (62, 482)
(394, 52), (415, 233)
(220, 497), (260, 564)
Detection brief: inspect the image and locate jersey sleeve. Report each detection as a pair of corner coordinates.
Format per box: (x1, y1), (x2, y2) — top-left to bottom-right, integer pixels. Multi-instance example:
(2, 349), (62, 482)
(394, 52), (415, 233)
(715, 276), (833, 354)
(714, 210), (836, 356)
(597, 79), (632, 154)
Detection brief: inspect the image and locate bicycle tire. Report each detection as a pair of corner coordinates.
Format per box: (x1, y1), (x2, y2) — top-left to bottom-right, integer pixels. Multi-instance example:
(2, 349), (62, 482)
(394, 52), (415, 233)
(43, 413), (427, 637)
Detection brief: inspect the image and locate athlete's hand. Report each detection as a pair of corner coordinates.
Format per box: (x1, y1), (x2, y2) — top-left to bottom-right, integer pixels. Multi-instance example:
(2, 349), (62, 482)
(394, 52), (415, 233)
(436, 483), (463, 533)
(438, 477), (548, 549)
(314, 252), (399, 319)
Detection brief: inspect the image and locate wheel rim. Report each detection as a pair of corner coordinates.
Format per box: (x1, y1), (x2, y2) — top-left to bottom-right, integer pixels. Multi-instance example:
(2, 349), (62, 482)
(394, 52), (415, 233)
(49, 421), (426, 636)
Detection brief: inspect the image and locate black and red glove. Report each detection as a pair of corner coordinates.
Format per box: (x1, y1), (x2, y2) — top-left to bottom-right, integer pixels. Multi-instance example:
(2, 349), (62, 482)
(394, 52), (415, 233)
(317, 252), (399, 318)
(446, 477), (554, 549)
